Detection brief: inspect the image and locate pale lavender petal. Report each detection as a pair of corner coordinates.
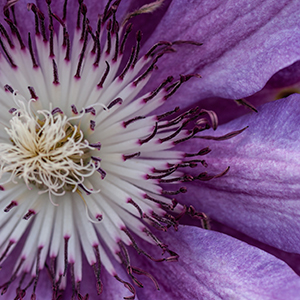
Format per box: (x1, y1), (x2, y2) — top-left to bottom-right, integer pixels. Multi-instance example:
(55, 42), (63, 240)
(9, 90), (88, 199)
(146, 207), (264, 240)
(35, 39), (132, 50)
(144, 0), (300, 112)
(267, 60), (300, 88)
(212, 219), (300, 276)
(180, 93), (300, 254)
(189, 60), (300, 125)
(132, 226), (300, 300)
(240, 60), (300, 115)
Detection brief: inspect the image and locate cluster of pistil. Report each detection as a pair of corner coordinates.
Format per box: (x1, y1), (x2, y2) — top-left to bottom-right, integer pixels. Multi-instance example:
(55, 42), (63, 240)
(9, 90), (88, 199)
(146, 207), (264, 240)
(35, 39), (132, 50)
(0, 96), (102, 199)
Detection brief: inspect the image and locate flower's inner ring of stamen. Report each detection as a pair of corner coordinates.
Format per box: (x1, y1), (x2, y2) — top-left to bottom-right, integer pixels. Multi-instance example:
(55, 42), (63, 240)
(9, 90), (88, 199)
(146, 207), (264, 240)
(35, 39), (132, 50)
(0, 0), (239, 299)
(0, 99), (100, 195)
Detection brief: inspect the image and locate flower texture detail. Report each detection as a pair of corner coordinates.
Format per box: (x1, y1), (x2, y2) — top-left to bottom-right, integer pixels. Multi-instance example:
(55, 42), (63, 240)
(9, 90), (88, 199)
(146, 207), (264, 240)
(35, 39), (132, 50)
(0, 1), (234, 299)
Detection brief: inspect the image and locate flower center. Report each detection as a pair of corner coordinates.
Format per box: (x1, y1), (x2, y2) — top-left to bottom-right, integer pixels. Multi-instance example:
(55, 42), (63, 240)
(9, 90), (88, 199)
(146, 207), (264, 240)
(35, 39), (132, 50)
(0, 97), (100, 196)
(0, 1), (242, 299)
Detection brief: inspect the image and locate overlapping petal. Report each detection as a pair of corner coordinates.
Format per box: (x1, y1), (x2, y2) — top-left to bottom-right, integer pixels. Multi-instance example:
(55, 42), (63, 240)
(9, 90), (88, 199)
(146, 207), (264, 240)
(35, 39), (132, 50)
(143, 0), (300, 112)
(132, 226), (300, 300)
(182, 93), (300, 254)
(193, 59), (300, 125)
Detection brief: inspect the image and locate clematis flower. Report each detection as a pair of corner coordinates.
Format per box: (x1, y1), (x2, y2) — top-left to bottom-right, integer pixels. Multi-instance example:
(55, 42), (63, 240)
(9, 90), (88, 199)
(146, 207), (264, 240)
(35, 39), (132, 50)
(0, 1), (299, 300)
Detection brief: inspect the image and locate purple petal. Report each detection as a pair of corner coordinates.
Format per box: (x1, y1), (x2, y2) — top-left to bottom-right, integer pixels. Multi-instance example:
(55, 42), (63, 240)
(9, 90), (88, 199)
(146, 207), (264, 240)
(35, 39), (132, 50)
(132, 226), (300, 300)
(181, 93), (300, 253)
(212, 219), (300, 276)
(267, 60), (300, 89)
(144, 0), (300, 112)
(239, 60), (300, 115)
(189, 60), (300, 125)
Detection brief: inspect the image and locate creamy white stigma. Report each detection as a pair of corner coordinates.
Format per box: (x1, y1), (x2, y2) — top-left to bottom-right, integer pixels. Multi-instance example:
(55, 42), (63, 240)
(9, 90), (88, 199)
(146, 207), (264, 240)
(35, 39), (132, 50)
(0, 99), (99, 197)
